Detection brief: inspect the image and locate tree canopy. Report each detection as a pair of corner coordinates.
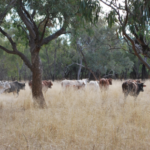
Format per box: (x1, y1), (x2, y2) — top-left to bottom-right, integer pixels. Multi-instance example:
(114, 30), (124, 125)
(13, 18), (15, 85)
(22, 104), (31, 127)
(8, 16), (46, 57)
(100, 0), (150, 70)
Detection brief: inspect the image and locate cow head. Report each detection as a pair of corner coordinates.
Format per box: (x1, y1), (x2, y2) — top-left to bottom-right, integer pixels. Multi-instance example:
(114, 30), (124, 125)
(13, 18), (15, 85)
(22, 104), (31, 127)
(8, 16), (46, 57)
(137, 83), (146, 92)
(28, 81), (32, 87)
(108, 78), (112, 85)
(20, 83), (25, 89)
(48, 80), (53, 88)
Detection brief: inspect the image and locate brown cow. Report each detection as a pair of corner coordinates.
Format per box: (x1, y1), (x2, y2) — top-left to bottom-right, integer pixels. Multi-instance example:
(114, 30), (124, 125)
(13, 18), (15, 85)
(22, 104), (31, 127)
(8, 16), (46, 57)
(122, 80), (146, 100)
(99, 78), (112, 91)
(28, 80), (53, 93)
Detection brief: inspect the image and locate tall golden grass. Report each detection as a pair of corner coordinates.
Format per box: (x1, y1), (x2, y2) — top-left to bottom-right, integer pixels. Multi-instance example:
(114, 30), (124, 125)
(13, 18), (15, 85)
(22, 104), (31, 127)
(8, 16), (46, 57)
(0, 80), (150, 150)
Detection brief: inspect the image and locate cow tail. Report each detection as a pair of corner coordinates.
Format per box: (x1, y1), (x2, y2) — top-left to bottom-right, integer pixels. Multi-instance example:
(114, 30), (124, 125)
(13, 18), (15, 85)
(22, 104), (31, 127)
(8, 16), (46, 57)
(122, 83), (128, 93)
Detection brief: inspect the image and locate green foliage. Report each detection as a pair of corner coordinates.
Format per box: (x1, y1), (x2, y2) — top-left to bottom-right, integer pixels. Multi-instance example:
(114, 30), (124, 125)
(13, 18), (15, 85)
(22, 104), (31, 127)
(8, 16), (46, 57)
(70, 19), (134, 76)
(106, 10), (117, 28)
(104, 0), (150, 46)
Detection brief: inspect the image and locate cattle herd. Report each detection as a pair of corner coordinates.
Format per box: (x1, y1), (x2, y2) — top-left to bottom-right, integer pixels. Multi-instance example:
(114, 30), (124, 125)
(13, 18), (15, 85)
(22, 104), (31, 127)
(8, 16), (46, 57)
(0, 79), (146, 100)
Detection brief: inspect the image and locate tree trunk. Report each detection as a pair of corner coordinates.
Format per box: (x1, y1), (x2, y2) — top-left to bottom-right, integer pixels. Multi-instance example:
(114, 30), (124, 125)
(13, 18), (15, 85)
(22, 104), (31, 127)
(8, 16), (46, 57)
(88, 71), (91, 80)
(77, 57), (82, 80)
(142, 64), (148, 80)
(142, 57), (148, 80)
(53, 47), (57, 81)
(31, 52), (47, 108)
(45, 48), (54, 80)
(124, 70), (127, 79)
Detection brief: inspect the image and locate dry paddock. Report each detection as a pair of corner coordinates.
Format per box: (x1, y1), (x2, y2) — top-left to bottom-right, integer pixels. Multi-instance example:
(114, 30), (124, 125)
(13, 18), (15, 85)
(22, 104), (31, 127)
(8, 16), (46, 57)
(0, 80), (150, 150)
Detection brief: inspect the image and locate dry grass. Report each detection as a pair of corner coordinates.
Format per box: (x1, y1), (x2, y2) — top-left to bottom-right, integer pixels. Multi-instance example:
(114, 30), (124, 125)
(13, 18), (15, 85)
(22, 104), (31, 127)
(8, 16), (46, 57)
(0, 80), (150, 150)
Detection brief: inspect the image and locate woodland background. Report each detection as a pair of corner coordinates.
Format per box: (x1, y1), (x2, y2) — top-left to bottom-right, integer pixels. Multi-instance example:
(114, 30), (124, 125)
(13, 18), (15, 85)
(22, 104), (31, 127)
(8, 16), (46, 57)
(0, 18), (148, 81)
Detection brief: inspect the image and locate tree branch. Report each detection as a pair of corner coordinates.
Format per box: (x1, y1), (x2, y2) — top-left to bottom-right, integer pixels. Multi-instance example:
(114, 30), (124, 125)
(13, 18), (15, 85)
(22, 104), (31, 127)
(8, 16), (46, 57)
(31, 10), (36, 19)
(100, 0), (123, 25)
(0, 27), (17, 51)
(17, 0), (36, 39)
(0, 45), (16, 54)
(78, 47), (98, 81)
(40, 28), (66, 46)
(40, 15), (70, 46)
(122, 23), (150, 69)
(0, 27), (32, 71)
(17, 25), (30, 40)
(0, 0), (17, 25)
(39, 18), (49, 42)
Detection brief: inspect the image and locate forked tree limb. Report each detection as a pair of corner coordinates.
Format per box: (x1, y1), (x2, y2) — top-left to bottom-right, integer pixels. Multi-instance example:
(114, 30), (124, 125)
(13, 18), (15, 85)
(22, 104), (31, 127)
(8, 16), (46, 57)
(78, 49), (99, 81)
(67, 62), (99, 81)
(0, 27), (32, 71)
(17, 0), (36, 39)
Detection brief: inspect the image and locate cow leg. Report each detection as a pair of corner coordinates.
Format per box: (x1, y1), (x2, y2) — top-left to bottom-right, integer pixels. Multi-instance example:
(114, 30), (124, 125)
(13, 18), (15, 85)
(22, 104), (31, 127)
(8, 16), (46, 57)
(13, 92), (17, 97)
(122, 93), (128, 107)
(13, 90), (18, 97)
(14, 90), (19, 97)
(17, 89), (20, 97)
(124, 94), (127, 99)
(134, 96), (138, 101)
(43, 90), (47, 97)
(133, 96), (138, 107)
(124, 95), (128, 100)
(123, 93), (128, 102)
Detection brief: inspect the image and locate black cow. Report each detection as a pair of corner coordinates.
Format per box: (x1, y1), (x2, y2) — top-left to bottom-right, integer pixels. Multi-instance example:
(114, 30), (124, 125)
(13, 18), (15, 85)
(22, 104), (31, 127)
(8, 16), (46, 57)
(122, 80), (146, 100)
(4, 81), (25, 96)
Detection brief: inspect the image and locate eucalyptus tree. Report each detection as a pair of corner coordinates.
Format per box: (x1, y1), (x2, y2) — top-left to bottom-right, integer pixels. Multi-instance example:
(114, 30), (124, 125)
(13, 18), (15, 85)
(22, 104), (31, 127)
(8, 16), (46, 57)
(0, 0), (100, 108)
(70, 20), (134, 79)
(100, 0), (150, 71)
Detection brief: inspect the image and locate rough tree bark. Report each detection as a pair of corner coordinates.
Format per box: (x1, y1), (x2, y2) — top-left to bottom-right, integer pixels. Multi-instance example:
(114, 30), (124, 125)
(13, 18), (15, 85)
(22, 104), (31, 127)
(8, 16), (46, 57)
(31, 51), (47, 108)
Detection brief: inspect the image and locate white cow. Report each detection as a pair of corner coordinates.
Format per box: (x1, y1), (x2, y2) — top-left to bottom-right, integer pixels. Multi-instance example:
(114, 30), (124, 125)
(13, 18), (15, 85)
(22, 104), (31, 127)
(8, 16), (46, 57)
(0, 81), (11, 94)
(78, 79), (89, 85)
(87, 81), (99, 91)
(61, 79), (87, 90)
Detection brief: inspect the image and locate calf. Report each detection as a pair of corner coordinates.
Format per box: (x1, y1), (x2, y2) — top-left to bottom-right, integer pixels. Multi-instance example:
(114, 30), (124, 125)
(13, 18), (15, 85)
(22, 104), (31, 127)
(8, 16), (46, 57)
(4, 81), (25, 96)
(61, 79), (86, 90)
(99, 78), (112, 91)
(28, 80), (53, 93)
(122, 80), (146, 99)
